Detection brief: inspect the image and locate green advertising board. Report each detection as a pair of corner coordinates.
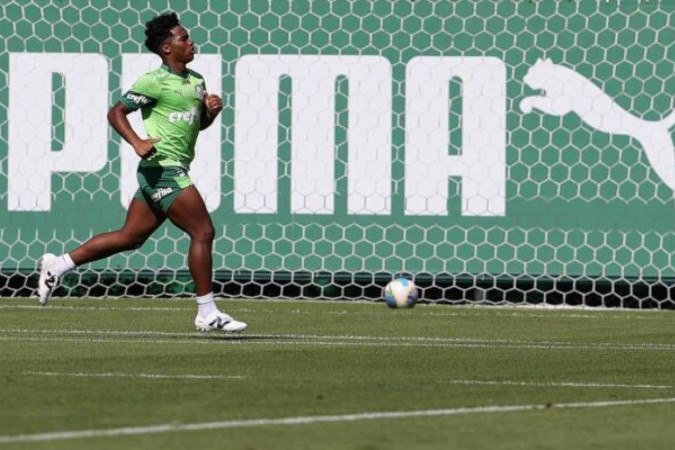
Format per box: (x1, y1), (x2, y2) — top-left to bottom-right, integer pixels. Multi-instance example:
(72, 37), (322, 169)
(0, 0), (673, 306)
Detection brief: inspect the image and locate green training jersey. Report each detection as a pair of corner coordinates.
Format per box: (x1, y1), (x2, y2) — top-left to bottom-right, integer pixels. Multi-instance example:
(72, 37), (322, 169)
(120, 65), (206, 169)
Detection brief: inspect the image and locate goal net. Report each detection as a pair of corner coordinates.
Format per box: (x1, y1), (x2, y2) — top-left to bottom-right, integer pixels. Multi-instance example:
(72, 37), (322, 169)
(1, 0), (673, 308)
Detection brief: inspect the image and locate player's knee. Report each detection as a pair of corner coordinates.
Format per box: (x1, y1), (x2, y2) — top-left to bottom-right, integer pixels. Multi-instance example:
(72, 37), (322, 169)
(192, 224), (215, 243)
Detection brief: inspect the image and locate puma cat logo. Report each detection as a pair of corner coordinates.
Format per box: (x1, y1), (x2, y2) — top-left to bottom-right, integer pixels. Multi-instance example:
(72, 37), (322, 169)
(520, 58), (675, 196)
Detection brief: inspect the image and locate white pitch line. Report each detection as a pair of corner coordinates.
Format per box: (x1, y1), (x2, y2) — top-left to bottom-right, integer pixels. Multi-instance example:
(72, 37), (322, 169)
(22, 371), (246, 380)
(0, 304), (190, 312)
(447, 379), (672, 390)
(0, 328), (193, 337)
(18, 371), (670, 390)
(0, 397), (673, 444)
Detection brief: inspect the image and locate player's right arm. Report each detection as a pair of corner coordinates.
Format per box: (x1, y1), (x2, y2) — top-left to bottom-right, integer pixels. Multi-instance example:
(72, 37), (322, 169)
(107, 102), (160, 159)
(111, 71), (163, 160)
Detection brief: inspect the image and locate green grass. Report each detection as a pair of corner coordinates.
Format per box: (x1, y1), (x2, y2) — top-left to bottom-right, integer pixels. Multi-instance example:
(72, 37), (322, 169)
(0, 298), (673, 450)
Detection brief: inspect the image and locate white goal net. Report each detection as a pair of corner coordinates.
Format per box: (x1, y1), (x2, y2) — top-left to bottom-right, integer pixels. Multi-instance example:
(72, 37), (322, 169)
(0, 1), (673, 307)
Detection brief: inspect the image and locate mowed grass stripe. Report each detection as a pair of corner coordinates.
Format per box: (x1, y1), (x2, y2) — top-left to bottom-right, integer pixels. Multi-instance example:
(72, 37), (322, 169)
(1, 397), (674, 444)
(0, 335), (675, 352)
(0, 328), (673, 351)
(0, 303), (663, 321)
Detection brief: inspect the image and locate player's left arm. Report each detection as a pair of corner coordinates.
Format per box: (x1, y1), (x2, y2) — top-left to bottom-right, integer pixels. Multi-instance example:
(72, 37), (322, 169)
(200, 91), (223, 130)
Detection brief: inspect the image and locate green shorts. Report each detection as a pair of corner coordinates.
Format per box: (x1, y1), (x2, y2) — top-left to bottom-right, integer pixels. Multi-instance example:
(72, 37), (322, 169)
(134, 166), (193, 213)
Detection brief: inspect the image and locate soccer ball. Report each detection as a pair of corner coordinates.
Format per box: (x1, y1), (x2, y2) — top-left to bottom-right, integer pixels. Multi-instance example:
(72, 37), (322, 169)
(384, 278), (418, 308)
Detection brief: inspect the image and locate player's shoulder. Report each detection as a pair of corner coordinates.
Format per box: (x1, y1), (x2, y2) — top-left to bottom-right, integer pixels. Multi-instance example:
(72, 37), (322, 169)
(131, 67), (169, 87)
(186, 68), (205, 82)
(145, 67), (171, 82)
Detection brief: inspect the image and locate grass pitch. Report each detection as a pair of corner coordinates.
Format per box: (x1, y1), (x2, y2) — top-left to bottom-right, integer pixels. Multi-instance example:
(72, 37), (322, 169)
(0, 298), (673, 449)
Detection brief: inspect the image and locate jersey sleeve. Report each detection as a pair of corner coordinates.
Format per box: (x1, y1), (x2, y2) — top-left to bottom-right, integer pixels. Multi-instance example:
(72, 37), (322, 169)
(120, 72), (161, 111)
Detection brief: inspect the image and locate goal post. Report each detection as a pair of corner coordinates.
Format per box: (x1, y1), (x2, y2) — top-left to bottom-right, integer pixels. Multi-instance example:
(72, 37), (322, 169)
(0, 0), (673, 308)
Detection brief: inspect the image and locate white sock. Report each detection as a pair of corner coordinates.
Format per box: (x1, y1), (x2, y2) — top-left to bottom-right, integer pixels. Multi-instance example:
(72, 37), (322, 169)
(196, 292), (217, 317)
(52, 253), (76, 277)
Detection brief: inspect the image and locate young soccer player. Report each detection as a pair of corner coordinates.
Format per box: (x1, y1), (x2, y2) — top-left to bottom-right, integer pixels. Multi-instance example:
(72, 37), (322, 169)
(37, 12), (246, 332)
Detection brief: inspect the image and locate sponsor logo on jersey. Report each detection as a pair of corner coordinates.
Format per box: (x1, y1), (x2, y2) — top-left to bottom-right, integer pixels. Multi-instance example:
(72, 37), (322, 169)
(151, 187), (174, 202)
(124, 92), (152, 106)
(168, 107), (199, 125)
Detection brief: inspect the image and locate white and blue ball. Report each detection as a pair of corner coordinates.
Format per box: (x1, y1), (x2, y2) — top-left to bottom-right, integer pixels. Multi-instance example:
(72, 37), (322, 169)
(384, 278), (418, 308)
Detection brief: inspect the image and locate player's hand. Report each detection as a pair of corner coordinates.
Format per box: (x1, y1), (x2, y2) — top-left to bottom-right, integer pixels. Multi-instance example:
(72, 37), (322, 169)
(203, 91), (223, 116)
(134, 136), (161, 159)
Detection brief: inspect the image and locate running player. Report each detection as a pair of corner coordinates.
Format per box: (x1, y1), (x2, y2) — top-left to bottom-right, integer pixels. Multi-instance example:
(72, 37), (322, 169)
(37, 12), (246, 332)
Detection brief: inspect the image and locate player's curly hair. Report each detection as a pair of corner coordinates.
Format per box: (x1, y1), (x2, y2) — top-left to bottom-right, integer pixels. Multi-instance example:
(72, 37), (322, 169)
(144, 12), (180, 55)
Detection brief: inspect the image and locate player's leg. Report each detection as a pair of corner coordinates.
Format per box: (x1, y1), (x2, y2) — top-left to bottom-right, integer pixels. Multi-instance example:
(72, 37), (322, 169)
(165, 186), (215, 296)
(166, 186), (246, 332)
(38, 199), (165, 305)
(70, 199), (166, 264)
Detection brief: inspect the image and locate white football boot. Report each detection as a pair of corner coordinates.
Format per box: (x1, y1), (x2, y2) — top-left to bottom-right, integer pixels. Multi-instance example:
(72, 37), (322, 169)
(37, 253), (59, 306)
(195, 310), (247, 333)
